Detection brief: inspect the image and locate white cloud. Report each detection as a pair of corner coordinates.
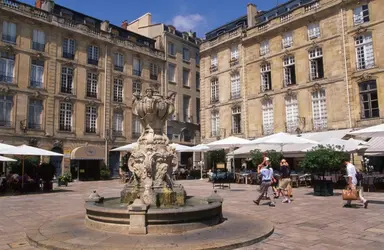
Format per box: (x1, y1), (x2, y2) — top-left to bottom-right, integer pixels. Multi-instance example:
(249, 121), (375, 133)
(171, 14), (205, 31)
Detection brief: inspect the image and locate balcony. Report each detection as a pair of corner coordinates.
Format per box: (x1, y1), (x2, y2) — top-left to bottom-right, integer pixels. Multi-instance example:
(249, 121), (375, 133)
(113, 130), (123, 137)
(210, 65), (218, 73)
(61, 86), (72, 94)
(30, 80), (43, 88)
(59, 124), (71, 132)
(133, 70), (141, 77)
(150, 74), (158, 81)
(132, 132), (141, 139)
(0, 75), (13, 83)
(85, 127), (96, 133)
(231, 93), (241, 100)
(28, 123), (41, 130)
(63, 52), (75, 60)
(88, 58), (98, 65)
(32, 42), (45, 52)
(86, 91), (97, 98)
(114, 65), (123, 72)
(0, 120), (11, 127)
(2, 34), (16, 44)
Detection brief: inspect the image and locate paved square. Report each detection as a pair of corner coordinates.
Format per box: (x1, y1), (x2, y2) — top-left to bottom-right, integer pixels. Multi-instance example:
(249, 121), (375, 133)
(0, 180), (384, 249)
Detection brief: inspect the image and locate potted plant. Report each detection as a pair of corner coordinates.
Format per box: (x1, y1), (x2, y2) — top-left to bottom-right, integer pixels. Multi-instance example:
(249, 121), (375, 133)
(100, 162), (111, 180)
(300, 145), (349, 196)
(38, 163), (56, 191)
(58, 173), (71, 187)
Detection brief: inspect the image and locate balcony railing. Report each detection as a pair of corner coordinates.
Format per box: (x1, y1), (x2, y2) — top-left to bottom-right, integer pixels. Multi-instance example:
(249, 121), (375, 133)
(114, 65), (123, 72)
(86, 91), (97, 98)
(133, 70), (141, 76)
(150, 74), (158, 80)
(63, 52), (75, 60)
(61, 86), (72, 94)
(85, 127), (96, 133)
(59, 124), (71, 131)
(231, 93), (241, 100)
(2, 34), (16, 44)
(32, 42), (45, 52)
(88, 58), (98, 65)
(30, 80), (43, 88)
(210, 65), (218, 73)
(28, 123), (41, 130)
(0, 120), (11, 127)
(0, 75), (13, 83)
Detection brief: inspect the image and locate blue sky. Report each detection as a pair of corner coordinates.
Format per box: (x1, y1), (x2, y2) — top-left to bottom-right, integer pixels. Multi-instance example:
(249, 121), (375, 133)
(23, 0), (283, 37)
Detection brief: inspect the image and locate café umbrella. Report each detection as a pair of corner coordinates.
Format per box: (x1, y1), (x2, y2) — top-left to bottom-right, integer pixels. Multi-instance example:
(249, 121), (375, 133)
(0, 145), (63, 188)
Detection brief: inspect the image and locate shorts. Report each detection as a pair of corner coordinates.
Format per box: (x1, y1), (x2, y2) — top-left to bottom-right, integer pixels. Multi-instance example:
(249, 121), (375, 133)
(278, 178), (291, 190)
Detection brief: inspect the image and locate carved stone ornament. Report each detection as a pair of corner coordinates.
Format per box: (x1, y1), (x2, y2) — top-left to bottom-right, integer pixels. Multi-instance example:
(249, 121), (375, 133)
(358, 72), (375, 82)
(150, 82), (160, 91)
(115, 103), (125, 112)
(355, 26), (369, 35)
(261, 93), (272, 104)
(63, 96), (72, 102)
(88, 100), (97, 106)
(33, 90), (42, 98)
(285, 89), (297, 99)
(29, 138), (39, 147)
(63, 61), (75, 68)
(0, 85), (11, 94)
(230, 68), (239, 75)
(281, 50), (291, 58)
(231, 102), (242, 108)
(53, 140), (63, 148)
(311, 83), (322, 93)
(35, 53), (44, 60)
(1, 45), (15, 54)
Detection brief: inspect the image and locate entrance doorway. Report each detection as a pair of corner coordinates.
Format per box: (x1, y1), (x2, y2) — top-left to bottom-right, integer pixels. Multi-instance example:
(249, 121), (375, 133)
(50, 147), (63, 177)
(109, 150), (120, 178)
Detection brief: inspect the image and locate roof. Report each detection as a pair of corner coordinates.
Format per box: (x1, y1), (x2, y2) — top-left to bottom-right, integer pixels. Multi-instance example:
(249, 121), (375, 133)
(205, 15), (247, 41)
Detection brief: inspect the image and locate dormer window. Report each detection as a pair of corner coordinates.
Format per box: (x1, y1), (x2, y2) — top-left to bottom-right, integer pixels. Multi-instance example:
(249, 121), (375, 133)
(217, 30), (225, 36)
(84, 17), (96, 27)
(60, 9), (73, 19)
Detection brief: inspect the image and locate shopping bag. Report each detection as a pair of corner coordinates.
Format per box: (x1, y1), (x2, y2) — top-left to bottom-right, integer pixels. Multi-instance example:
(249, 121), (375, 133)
(342, 189), (358, 200)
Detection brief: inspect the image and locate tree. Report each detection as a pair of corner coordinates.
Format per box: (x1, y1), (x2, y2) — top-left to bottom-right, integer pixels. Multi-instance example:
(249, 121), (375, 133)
(206, 150), (226, 170)
(250, 149), (283, 170)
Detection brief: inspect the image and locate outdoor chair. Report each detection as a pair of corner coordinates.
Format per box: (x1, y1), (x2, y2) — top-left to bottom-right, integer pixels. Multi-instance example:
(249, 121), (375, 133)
(290, 174), (299, 187)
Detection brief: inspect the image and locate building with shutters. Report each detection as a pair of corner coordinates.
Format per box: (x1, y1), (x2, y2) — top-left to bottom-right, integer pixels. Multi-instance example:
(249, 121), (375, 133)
(199, 0), (384, 143)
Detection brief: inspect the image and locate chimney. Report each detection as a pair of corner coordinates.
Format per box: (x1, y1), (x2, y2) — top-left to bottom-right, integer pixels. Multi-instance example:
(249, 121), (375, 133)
(35, 0), (53, 12)
(35, 0), (42, 8)
(121, 20), (128, 30)
(247, 3), (257, 28)
(101, 20), (110, 32)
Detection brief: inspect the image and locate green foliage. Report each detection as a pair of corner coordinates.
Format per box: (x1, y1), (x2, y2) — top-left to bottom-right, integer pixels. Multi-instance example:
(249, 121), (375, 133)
(58, 173), (71, 182)
(100, 162), (111, 180)
(206, 150), (226, 169)
(300, 145), (350, 175)
(39, 162), (56, 181)
(250, 150), (283, 170)
(8, 156), (40, 176)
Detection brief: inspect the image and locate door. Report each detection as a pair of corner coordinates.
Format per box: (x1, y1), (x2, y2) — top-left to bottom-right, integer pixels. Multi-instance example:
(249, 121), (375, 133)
(50, 147), (63, 178)
(109, 150), (120, 178)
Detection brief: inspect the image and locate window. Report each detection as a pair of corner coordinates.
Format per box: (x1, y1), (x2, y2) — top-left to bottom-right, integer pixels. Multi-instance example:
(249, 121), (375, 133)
(86, 72), (98, 98)
(63, 38), (75, 59)
(32, 30), (45, 52)
(168, 42), (175, 56)
(196, 98), (200, 124)
(168, 64), (176, 82)
(309, 47), (324, 80)
(85, 106), (97, 133)
(113, 112), (123, 135)
(150, 63), (158, 80)
(261, 62), (272, 92)
(132, 115), (142, 138)
(30, 59), (44, 88)
(113, 78), (123, 103)
(28, 99), (43, 130)
(282, 32), (293, 48)
(262, 100), (274, 135)
(183, 69), (189, 87)
(232, 106), (241, 134)
(61, 67), (73, 94)
(0, 95), (12, 127)
(183, 48), (190, 61)
(0, 52), (14, 83)
(231, 45), (239, 60)
(312, 90), (327, 130)
(183, 95), (190, 122)
(59, 102), (72, 131)
(283, 55), (296, 86)
(285, 96), (299, 133)
(211, 54), (218, 68)
(308, 23), (320, 39)
(87, 45), (99, 65)
(2, 21), (16, 43)
(231, 73), (241, 99)
(353, 5), (369, 25)
(211, 78), (219, 102)
(359, 80), (379, 119)
(260, 40), (270, 56)
(196, 73), (200, 90)
(114, 53), (124, 72)
(133, 58), (141, 76)
(355, 33), (375, 70)
(211, 111), (220, 137)
(132, 80), (141, 95)
(196, 53), (200, 65)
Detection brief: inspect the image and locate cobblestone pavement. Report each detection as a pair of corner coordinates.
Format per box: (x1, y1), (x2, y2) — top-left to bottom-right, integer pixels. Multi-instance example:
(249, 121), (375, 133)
(0, 180), (384, 250)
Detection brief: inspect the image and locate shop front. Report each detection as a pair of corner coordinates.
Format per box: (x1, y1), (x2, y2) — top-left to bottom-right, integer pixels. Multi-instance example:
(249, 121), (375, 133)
(70, 146), (104, 181)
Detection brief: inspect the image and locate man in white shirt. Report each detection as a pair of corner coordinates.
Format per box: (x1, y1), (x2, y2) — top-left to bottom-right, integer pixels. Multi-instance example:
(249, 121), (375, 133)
(253, 158), (275, 207)
(344, 161), (368, 208)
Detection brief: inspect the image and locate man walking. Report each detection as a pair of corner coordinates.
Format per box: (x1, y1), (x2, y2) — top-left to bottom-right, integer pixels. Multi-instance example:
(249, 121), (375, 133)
(253, 158), (275, 207)
(278, 159), (291, 203)
(344, 160), (368, 208)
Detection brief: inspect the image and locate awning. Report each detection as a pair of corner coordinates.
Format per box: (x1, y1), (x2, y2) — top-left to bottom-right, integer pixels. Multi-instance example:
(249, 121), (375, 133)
(70, 146), (104, 160)
(365, 137), (384, 154)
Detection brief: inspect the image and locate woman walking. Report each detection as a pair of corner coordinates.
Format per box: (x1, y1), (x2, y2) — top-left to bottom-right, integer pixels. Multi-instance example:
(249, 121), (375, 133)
(278, 159), (292, 203)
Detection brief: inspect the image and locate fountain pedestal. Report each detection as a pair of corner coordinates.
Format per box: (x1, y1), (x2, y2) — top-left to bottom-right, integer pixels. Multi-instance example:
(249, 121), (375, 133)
(128, 198), (149, 235)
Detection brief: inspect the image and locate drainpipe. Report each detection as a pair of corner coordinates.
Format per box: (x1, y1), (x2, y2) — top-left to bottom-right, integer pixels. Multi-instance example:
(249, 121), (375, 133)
(340, 8), (353, 128)
(164, 31), (168, 136)
(241, 40), (248, 138)
(104, 44), (108, 165)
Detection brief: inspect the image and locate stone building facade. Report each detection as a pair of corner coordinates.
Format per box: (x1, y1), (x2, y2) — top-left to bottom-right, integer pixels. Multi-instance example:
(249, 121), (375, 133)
(0, 0), (164, 177)
(200, 0), (384, 143)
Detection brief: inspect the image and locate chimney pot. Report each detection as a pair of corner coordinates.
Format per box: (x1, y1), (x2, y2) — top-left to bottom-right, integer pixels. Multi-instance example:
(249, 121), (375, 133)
(247, 3), (257, 28)
(121, 20), (128, 29)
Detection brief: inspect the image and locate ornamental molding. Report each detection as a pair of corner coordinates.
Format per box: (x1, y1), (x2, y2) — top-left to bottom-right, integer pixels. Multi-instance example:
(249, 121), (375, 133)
(284, 89), (297, 99)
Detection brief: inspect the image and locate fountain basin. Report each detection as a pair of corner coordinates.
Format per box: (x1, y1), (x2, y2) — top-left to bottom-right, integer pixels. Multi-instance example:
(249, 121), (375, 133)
(85, 196), (223, 234)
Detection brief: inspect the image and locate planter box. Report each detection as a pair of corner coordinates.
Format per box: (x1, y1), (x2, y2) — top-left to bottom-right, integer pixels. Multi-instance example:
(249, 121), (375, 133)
(313, 179), (333, 196)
